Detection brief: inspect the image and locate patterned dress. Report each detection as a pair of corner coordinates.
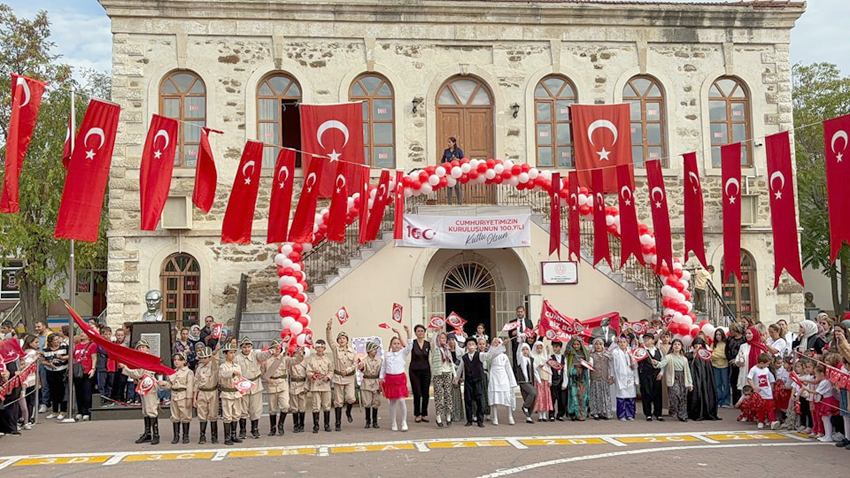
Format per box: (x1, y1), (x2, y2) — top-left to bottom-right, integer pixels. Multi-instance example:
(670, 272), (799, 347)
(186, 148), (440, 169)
(589, 351), (612, 418)
(568, 364), (590, 419)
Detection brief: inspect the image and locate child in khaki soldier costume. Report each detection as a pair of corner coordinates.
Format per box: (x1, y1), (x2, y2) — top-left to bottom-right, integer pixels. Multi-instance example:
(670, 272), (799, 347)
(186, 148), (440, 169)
(307, 339), (334, 433)
(193, 344), (220, 444)
(262, 336), (300, 436)
(235, 336), (275, 439)
(159, 352), (195, 444)
(123, 339), (162, 445)
(289, 347), (309, 433)
(219, 342), (244, 446)
(358, 341), (382, 429)
(326, 319), (358, 430)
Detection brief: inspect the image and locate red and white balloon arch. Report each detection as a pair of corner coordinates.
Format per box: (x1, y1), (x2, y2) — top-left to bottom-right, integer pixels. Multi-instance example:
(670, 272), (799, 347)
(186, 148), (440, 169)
(274, 157), (714, 355)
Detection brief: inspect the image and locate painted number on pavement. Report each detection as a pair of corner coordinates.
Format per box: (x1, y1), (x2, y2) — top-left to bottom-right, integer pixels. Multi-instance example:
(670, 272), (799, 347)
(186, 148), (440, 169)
(521, 438), (606, 446)
(618, 436), (698, 444)
(123, 453), (215, 462)
(332, 444), (415, 453)
(14, 456), (110, 466)
(429, 440), (509, 449)
(705, 433), (786, 441)
(228, 449), (316, 457)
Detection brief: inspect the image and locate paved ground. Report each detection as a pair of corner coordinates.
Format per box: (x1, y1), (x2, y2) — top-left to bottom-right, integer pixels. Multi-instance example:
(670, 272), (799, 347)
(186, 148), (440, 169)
(1, 406), (846, 477)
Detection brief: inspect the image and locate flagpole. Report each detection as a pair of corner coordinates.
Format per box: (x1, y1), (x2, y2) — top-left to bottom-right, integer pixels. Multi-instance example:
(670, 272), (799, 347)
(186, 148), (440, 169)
(64, 86), (77, 423)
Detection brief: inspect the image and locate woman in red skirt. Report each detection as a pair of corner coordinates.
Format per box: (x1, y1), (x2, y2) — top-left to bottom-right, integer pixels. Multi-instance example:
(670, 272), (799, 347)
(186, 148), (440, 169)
(380, 324), (412, 431)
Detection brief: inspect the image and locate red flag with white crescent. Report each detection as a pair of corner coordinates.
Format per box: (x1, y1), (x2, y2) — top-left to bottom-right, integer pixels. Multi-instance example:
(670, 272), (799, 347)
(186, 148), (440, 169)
(428, 315), (446, 329)
(568, 171), (581, 262)
(631, 347), (649, 362)
(221, 141), (264, 244)
(447, 312), (466, 328)
(766, 131), (804, 288)
(683, 152), (708, 268)
(571, 104), (634, 192)
(55, 99), (121, 242)
(549, 171), (562, 258)
(336, 306), (349, 325)
(721, 143), (742, 282)
(288, 155), (325, 243)
(1, 74), (47, 213)
(299, 102), (365, 198)
(616, 163), (642, 267)
(192, 127), (221, 214)
(327, 160), (349, 243)
(592, 168), (611, 268)
(394, 170), (404, 240)
(391, 303), (403, 323)
(267, 148), (296, 243)
(358, 166), (370, 244)
(365, 170), (390, 242)
(645, 159), (673, 272)
(139, 114), (179, 230)
(824, 114), (850, 263)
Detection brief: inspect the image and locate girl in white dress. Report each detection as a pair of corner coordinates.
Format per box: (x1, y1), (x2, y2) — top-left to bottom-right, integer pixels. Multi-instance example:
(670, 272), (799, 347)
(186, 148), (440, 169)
(486, 338), (516, 425)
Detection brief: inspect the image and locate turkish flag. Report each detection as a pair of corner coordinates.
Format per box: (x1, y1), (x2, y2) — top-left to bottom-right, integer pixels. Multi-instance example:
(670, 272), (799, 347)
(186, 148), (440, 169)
(62, 113), (74, 169)
(139, 114), (179, 231)
(571, 104), (633, 192)
(358, 167), (370, 244)
(393, 170), (404, 241)
(646, 159), (673, 271)
(592, 168), (611, 268)
(549, 172), (562, 258)
(824, 114), (850, 263)
(1, 74), (47, 213)
(567, 171), (581, 262)
(267, 148), (296, 243)
(539, 300), (579, 338)
(299, 102), (365, 198)
(327, 160), (349, 243)
(192, 127), (221, 214)
(616, 164), (642, 267)
(55, 99), (121, 242)
(365, 170), (390, 242)
(288, 155), (325, 243)
(682, 152), (708, 268)
(721, 143), (742, 282)
(766, 131), (804, 288)
(221, 141), (263, 244)
(0, 336), (24, 364)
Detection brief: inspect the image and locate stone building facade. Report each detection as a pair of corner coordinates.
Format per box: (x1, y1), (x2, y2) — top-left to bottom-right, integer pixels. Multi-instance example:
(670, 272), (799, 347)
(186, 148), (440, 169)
(99, 0), (806, 336)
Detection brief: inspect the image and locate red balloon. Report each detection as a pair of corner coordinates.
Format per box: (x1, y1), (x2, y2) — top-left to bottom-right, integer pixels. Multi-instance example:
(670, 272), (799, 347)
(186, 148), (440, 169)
(698, 320), (710, 330)
(276, 266), (286, 277)
(641, 244), (653, 254)
(294, 293), (307, 303)
(579, 204), (592, 215)
(477, 163), (487, 173)
(607, 224), (618, 233)
(511, 165), (522, 175)
(451, 160), (460, 168)
(521, 163), (531, 172)
(494, 176), (503, 184)
(662, 297), (671, 308)
(459, 175), (470, 184)
(425, 165), (435, 175)
(666, 276), (679, 287)
(321, 212), (329, 222)
(673, 268), (684, 278)
(677, 302), (689, 314)
(516, 182), (526, 191)
(438, 177), (448, 188)
(411, 180), (422, 190)
(296, 315), (308, 327)
(292, 243), (303, 253)
(501, 171), (512, 180)
(689, 327), (699, 338)
(659, 265), (670, 277)
(287, 252), (302, 262)
(402, 176), (412, 187)
(674, 281), (685, 293)
(558, 188), (569, 199)
(468, 170), (479, 180)
(683, 290), (691, 301)
(318, 223), (328, 234)
(638, 224), (649, 235)
(486, 159), (496, 168)
(579, 186), (589, 195)
(418, 171), (429, 182)
(460, 157), (469, 164)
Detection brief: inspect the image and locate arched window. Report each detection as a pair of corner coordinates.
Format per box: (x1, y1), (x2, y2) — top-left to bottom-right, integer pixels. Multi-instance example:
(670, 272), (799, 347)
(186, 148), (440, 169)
(257, 73), (302, 168)
(721, 250), (758, 322)
(624, 76), (666, 168)
(534, 75), (577, 168)
(709, 77), (752, 167)
(160, 253), (201, 327)
(350, 74), (395, 168)
(160, 71), (206, 167)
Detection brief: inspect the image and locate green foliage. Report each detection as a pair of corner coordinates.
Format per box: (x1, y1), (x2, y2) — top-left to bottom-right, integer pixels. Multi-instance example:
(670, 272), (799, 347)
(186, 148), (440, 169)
(792, 62), (850, 315)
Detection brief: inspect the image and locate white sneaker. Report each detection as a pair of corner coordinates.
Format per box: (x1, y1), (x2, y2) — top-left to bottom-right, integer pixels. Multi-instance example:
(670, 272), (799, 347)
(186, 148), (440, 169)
(45, 413), (57, 419)
(508, 414), (515, 425)
(401, 421), (408, 432)
(56, 413), (65, 420)
(492, 415), (499, 426)
(38, 405), (48, 413)
(757, 422), (765, 429)
(74, 414), (83, 421)
(770, 421), (779, 430)
(817, 435), (833, 442)
(391, 422), (398, 432)
(23, 423), (32, 430)
(82, 415), (90, 421)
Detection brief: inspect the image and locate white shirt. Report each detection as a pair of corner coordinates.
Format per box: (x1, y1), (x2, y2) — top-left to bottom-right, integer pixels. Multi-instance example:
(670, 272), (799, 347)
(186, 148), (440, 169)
(379, 340), (413, 379)
(815, 379), (836, 399)
(767, 338), (787, 357)
(747, 365), (775, 400)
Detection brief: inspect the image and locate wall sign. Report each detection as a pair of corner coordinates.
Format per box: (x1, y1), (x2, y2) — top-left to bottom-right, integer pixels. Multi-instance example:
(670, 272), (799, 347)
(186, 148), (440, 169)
(541, 261), (578, 285)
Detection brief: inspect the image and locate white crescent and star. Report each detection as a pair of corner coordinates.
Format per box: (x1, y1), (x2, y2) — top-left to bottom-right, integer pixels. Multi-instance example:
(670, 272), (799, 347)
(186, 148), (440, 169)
(595, 192), (603, 211)
(84, 127), (105, 160)
(242, 160), (256, 185)
(335, 174), (347, 194)
(724, 178), (740, 204)
(153, 129), (170, 160)
(770, 171), (786, 200)
(570, 193), (578, 211)
(620, 185), (632, 206)
(831, 130), (848, 163)
(651, 186), (664, 209)
(16, 77), (31, 108)
(587, 119), (618, 161)
(317, 120), (350, 162)
(277, 166), (290, 189)
(688, 171), (701, 195)
(305, 172), (317, 193)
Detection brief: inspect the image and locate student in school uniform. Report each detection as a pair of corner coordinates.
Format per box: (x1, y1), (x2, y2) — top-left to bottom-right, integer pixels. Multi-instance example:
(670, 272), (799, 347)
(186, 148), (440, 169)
(358, 341), (382, 429)
(235, 336), (275, 439)
(639, 333), (664, 421)
(307, 339), (334, 433)
(159, 352), (195, 444)
(218, 341), (243, 445)
(288, 347), (309, 433)
(454, 337), (502, 428)
(547, 341), (567, 421)
(326, 320), (358, 430)
(123, 339), (161, 445)
(193, 344), (220, 444)
(262, 337), (299, 435)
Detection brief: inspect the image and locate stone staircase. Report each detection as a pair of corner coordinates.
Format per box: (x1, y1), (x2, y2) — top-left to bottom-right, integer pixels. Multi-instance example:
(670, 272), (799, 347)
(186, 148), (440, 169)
(309, 231), (395, 298)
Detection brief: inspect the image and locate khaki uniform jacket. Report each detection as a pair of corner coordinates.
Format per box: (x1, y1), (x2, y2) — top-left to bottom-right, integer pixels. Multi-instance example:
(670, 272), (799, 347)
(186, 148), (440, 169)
(236, 349), (274, 395)
(123, 367), (159, 392)
(360, 355), (382, 392)
(161, 367), (194, 401)
(263, 353), (303, 394)
(218, 360), (243, 400)
(290, 360), (309, 395)
(327, 330), (358, 385)
(194, 355), (220, 392)
(306, 354), (333, 392)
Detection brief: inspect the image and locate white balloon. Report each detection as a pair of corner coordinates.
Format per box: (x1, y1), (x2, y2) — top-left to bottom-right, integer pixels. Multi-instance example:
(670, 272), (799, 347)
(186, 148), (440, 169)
(279, 258), (294, 269)
(451, 166), (463, 178)
(289, 322), (304, 335)
(469, 159), (480, 169)
(672, 262), (683, 271)
(686, 301), (693, 313)
(446, 176), (457, 187)
(586, 195), (594, 208)
(312, 224), (319, 233)
(368, 198), (375, 209)
(369, 188), (377, 198)
(639, 234), (653, 245)
(606, 215), (615, 227)
(675, 292), (686, 303)
(296, 334), (307, 346)
(296, 302), (308, 315)
(540, 170), (552, 181)
(508, 176), (520, 187)
(680, 335), (694, 348)
(278, 276), (296, 288)
(347, 198), (355, 209)
(291, 263), (302, 272)
(503, 160), (514, 169)
(428, 174), (440, 186)
(613, 216), (620, 227)
(528, 168), (539, 180)
(404, 188), (413, 198)
(649, 255), (657, 265)
(661, 285), (675, 297)
(485, 169), (496, 180)
(680, 280), (690, 290)
(518, 172), (530, 184)
(681, 270), (692, 282)
(274, 253), (288, 266)
(281, 317), (296, 329)
(476, 174), (487, 183)
(460, 163), (471, 173)
(578, 194), (588, 207)
(421, 183), (434, 194)
(320, 208), (329, 217)
(294, 282), (305, 293)
(493, 164), (504, 174)
(302, 314), (311, 326)
(301, 243), (312, 253)
(280, 244), (293, 255)
(435, 166), (446, 177)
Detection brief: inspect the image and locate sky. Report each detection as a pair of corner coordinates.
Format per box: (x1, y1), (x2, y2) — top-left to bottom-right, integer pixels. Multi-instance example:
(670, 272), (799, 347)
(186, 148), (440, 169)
(4, 0), (849, 77)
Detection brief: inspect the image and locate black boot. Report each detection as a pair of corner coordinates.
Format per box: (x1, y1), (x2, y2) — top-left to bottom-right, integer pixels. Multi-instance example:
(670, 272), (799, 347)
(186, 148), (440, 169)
(231, 421), (243, 444)
(151, 419), (160, 445)
(365, 408), (372, 428)
(250, 419), (260, 439)
(312, 412), (320, 433)
(324, 411), (332, 432)
(210, 422), (219, 444)
(278, 412), (287, 436)
(239, 418), (247, 439)
(199, 422), (207, 444)
(301, 412), (307, 433)
(135, 417), (152, 443)
(172, 422), (181, 444)
(269, 414), (278, 436)
(297, 412), (305, 433)
(224, 422), (233, 446)
(346, 403), (353, 423)
(372, 408), (380, 429)
(334, 407), (342, 432)
(182, 422), (190, 444)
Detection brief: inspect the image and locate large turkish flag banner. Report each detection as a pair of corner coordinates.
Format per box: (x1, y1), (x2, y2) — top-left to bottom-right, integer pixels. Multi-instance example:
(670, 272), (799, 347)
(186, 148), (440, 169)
(139, 114), (179, 231)
(55, 99), (121, 242)
(721, 143), (742, 282)
(299, 102), (365, 198)
(549, 172), (561, 259)
(267, 148), (296, 243)
(682, 152), (708, 268)
(571, 104), (633, 192)
(288, 155), (325, 244)
(192, 127), (221, 214)
(645, 159), (673, 272)
(326, 160), (349, 243)
(766, 131), (803, 288)
(592, 168), (611, 268)
(824, 114), (850, 263)
(567, 171), (581, 262)
(220, 141), (263, 244)
(1, 74), (47, 213)
(616, 163), (642, 267)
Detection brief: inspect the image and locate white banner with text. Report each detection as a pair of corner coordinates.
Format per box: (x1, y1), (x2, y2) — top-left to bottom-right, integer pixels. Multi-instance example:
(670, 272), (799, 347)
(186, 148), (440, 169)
(398, 214), (531, 249)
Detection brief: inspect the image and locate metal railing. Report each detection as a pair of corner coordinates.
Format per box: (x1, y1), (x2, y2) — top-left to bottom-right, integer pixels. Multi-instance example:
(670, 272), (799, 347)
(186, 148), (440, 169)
(2, 301), (23, 329)
(705, 280), (736, 327)
(233, 273), (248, 337)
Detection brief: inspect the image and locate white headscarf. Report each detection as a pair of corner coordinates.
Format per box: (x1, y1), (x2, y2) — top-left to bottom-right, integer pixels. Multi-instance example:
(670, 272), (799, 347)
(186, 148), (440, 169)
(517, 342), (531, 367)
(797, 320), (818, 352)
(530, 341), (550, 374)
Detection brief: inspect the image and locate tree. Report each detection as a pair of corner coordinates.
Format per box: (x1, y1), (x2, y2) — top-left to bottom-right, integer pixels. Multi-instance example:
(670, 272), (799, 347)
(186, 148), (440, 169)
(0, 5), (111, 331)
(793, 62), (850, 316)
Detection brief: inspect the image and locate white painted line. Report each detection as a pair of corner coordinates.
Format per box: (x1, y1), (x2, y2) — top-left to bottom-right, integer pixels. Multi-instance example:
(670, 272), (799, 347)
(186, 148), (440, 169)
(781, 432), (812, 442)
(691, 434), (719, 444)
(476, 442), (830, 478)
(318, 446), (329, 457)
(414, 442), (430, 453)
(600, 436), (626, 447)
(0, 458), (20, 471)
(506, 438), (528, 450)
(103, 454), (127, 466)
(212, 450), (228, 461)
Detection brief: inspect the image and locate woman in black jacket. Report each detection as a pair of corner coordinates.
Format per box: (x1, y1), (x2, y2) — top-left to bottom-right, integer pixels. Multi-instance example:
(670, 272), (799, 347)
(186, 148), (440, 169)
(724, 324), (746, 405)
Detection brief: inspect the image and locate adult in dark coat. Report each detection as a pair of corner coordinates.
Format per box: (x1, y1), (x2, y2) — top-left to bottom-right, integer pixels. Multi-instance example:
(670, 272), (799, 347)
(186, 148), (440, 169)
(687, 338), (719, 421)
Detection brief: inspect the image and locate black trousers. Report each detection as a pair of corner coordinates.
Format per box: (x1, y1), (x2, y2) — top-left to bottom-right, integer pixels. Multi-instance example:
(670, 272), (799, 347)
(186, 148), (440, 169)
(46, 369), (67, 413)
(730, 367), (742, 405)
(550, 384), (567, 418)
(639, 372), (663, 418)
(409, 369), (431, 417)
(464, 379), (485, 424)
(0, 400), (19, 433)
(800, 398), (813, 428)
(111, 371), (128, 402)
(74, 375), (94, 416)
(25, 386), (37, 423)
